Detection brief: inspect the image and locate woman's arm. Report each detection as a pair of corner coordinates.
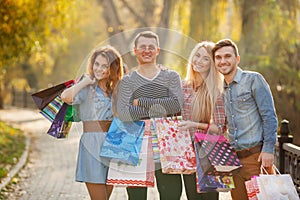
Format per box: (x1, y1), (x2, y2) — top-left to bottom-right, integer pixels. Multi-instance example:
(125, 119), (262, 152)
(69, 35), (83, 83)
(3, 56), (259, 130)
(61, 75), (95, 104)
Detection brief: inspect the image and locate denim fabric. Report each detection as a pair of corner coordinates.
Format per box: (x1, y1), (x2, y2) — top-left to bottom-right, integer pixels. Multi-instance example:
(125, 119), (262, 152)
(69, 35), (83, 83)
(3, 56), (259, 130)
(223, 68), (278, 153)
(72, 85), (113, 183)
(72, 85), (113, 121)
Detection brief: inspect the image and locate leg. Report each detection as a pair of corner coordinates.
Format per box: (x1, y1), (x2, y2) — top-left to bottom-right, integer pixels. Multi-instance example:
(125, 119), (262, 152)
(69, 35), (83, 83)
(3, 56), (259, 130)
(126, 187), (147, 200)
(231, 152), (261, 200)
(85, 183), (113, 200)
(155, 165), (182, 200)
(183, 173), (219, 200)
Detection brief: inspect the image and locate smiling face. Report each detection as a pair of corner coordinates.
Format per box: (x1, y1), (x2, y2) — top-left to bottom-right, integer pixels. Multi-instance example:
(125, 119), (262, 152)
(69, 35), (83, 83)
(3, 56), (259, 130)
(92, 54), (110, 81)
(134, 36), (160, 65)
(214, 46), (240, 81)
(192, 47), (211, 75)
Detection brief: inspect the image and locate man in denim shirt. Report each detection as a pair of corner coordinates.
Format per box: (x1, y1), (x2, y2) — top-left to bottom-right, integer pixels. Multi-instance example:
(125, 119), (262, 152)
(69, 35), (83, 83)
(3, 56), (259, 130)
(212, 39), (278, 200)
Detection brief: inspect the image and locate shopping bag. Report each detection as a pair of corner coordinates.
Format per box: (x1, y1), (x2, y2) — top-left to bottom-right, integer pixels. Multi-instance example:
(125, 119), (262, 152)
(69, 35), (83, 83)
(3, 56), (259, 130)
(31, 80), (75, 110)
(47, 102), (72, 138)
(195, 142), (235, 193)
(100, 118), (145, 166)
(64, 104), (79, 122)
(40, 96), (64, 122)
(194, 132), (241, 174)
(245, 176), (260, 200)
(255, 165), (299, 200)
(150, 119), (160, 162)
(32, 79), (82, 139)
(106, 135), (155, 187)
(154, 116), (196, 174)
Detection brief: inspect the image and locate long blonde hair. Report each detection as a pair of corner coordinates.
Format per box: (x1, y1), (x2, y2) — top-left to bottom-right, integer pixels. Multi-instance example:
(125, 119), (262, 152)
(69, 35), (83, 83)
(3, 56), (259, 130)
(186, 41), (223, 123)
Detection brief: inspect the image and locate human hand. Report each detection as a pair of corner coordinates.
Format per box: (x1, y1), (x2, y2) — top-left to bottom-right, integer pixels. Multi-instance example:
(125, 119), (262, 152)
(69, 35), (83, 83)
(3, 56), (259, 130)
(82, 74), (96, 85)
(258, 152), (274, 167)
(132, 99), (138, 106)
(178, 120), (197, 131)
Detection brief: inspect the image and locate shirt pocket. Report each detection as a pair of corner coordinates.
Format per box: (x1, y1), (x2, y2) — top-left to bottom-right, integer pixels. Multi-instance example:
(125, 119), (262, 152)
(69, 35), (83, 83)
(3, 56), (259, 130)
(94, 97), (109, 110)
(235, 92), (254, 111)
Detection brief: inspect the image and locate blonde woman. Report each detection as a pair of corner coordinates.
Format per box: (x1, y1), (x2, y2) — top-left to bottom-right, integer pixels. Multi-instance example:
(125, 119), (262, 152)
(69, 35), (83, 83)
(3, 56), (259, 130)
(61, 45), (123, 200)
(178, 41), (226, 200)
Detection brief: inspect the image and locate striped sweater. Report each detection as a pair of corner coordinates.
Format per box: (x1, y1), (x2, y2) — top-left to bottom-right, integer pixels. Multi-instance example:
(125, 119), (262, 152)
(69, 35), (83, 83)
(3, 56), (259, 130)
(116, 69), (183, 121)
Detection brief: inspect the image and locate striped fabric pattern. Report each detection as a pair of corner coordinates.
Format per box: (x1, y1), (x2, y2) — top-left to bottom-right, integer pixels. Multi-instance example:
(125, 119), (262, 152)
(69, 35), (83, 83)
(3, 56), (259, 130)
(116, 70), (183, 121)
(40, 96), (64, 122)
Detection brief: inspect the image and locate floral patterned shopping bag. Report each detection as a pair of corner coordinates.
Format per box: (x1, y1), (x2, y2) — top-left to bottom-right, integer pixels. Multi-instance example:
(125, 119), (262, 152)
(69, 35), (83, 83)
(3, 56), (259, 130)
(154, 116), (196, 174)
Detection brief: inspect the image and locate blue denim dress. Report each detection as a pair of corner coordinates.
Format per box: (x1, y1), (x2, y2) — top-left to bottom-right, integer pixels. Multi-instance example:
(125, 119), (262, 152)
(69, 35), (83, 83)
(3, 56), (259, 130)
(72, 85), (113, 184)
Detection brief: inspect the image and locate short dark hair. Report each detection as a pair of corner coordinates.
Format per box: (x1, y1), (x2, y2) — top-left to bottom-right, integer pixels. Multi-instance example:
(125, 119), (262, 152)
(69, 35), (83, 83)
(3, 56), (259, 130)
(133, 31), (159, 47)
(212, 39), (239, 60)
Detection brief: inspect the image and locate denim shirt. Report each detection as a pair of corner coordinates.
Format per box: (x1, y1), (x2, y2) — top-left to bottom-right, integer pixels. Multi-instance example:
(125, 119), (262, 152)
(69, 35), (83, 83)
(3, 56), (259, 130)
(72, 85), (113, 121)
(223, 67), (278, 153)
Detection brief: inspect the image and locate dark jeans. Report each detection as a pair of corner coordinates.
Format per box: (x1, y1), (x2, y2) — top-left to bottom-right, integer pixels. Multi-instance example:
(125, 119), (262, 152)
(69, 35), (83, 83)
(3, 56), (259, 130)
(183, 173), (219, 200)
(126, 163), (182, 200)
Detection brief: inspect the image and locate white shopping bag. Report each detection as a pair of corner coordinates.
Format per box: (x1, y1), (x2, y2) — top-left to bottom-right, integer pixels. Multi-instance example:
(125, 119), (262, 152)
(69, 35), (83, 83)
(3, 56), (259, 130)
(106, 135), (155, 187)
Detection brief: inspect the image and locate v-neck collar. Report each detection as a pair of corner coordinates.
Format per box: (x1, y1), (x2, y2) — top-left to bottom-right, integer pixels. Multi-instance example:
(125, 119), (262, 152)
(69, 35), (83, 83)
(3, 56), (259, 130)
(135, 70), (161, 81)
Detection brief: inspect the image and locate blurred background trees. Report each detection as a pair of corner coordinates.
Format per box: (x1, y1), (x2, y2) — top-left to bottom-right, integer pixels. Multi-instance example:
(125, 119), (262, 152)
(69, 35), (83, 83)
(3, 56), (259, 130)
(1, 0), (299, 137)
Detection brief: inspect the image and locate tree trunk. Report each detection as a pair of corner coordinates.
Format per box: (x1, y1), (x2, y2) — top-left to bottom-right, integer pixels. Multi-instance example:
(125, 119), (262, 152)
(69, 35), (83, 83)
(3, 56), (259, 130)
(98, 0), (136, 68)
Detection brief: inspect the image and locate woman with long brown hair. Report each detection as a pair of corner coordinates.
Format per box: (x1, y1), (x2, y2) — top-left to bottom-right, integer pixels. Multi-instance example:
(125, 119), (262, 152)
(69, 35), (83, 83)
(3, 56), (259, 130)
(61, 45), (123, 200)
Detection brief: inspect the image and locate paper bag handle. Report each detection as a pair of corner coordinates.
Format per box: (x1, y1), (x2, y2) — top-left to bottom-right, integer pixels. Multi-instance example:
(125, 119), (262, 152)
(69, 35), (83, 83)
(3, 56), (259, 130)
(260, 164), (281, 175)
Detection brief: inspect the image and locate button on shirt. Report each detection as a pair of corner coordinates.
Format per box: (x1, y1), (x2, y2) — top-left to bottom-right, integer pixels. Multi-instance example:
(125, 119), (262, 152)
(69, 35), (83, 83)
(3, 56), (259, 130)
(223, 67), (278, 153)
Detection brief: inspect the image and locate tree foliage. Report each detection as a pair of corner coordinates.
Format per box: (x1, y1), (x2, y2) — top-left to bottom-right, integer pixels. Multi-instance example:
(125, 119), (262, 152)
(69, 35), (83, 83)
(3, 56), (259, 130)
(1, 0), (300, 138)
(0, 0), (83, 108)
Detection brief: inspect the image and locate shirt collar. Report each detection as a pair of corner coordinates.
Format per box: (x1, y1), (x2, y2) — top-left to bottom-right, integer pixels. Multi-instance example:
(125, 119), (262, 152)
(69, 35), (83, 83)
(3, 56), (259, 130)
(223, 67), (243, 89)
(233, 67), (243, 83)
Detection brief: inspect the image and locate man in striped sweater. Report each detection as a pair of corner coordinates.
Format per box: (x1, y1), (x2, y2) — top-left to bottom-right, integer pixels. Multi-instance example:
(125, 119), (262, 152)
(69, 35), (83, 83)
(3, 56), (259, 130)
(116, 30), (183, 200)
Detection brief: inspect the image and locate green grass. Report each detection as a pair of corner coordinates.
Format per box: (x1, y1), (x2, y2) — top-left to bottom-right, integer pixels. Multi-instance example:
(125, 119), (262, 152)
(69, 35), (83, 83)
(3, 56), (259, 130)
(0, 122), (26, 180)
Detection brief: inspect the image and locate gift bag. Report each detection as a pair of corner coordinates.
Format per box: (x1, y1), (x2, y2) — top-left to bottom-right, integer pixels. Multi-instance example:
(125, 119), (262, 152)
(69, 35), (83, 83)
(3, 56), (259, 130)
(154, 116), (196, 174)
(195, 142), (235, 192)
(40, 96), (64, 122)
(31, 80), (75, 110)
(106, 135), (155, 187)
(255, 165), (299, 200)
(194, 133), (242, 174)
(100, 118), (145, 166)
(32, 79), (80, 139)
(245, 176), (260, 200)
(149, 119), (160, 162)
(47, 102), (72, 138)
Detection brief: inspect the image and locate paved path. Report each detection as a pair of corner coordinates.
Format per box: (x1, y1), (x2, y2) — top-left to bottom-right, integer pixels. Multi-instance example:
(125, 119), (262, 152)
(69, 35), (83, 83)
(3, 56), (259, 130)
(0, 108), (232, 200)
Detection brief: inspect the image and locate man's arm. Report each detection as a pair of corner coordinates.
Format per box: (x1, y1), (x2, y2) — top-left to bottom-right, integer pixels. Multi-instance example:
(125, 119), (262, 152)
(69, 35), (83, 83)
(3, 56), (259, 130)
(252, 73), (278, 154)
(137, 71), (183, 116)
(253, 73), (278, 167)
(116, 76), (150, 121)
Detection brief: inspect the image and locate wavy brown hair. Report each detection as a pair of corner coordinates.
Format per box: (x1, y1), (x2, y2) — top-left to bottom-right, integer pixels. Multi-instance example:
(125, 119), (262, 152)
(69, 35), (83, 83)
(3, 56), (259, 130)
(87, 45), (123, 94)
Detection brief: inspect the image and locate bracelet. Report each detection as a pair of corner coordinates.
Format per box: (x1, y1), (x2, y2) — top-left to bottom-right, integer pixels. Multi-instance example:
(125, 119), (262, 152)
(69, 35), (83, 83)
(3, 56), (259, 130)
(204, 122), (210, 133)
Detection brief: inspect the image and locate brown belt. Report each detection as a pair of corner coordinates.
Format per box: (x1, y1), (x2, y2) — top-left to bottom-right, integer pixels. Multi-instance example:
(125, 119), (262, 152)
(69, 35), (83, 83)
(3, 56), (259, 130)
(83, 120), (112, 133)
(236, 144), (262, 158)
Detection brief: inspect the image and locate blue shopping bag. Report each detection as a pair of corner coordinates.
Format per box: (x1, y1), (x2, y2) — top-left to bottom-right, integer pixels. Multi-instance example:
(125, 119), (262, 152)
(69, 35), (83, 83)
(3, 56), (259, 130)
(100, 118), (145, 166)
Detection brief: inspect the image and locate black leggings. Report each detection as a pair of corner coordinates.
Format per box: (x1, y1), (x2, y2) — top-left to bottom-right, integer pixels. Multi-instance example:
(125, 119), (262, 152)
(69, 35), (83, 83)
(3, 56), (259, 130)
(126, 163), (182, 200)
